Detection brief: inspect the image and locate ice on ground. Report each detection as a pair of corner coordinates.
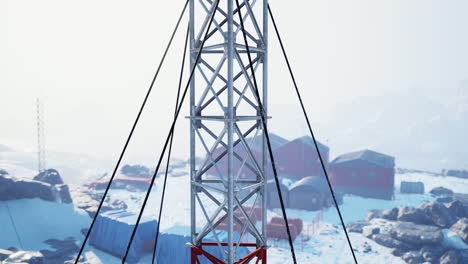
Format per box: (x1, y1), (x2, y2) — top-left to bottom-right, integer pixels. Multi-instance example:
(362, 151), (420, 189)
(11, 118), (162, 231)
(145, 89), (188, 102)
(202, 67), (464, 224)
(0, 198), (90, 250)
(442, 229), (468, 250)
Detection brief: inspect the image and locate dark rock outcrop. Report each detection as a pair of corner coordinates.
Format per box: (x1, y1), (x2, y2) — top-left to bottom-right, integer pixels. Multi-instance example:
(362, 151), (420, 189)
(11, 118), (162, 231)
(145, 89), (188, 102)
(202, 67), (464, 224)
(121, 164), (151, 178)
(397, 206), (429, 224)
(458, 249), (468, 262)
(446, 200), (468, 218)
(367, 210), (383, 221)
(34, 169), (64, 185)
(7, 248), (18, 253)
(346, 221), (369, 233)
(81, 228), (89, 236)
(440, 250), (459, 264)
(40, 238), (79, 264)
(372, 234), (415, 250)
(390, 248), (406, 257)
(438, 196), (455, 203)
(0, 175), (16, 199)
(362, 226), (380, 238)
(420, 202), (457, 228)
(401, 252), (424, 264)
(450, 218), (468, 244)
(0, 175), (56, 202)
(420, 245), (445, 263)
(56, 184), (73, 204)
(381, 208), (399, 221)
(363, 199), (468, 264)
(430, 186), (454, 197)
(389, 222), (443, 245)
(361, 242), (372, 253)
(0, 249), (14, 261)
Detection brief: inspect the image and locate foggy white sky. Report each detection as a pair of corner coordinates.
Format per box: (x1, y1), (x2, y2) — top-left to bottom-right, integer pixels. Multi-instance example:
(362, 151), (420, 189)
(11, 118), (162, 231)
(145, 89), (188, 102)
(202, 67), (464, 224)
(1, 0), (468, 171)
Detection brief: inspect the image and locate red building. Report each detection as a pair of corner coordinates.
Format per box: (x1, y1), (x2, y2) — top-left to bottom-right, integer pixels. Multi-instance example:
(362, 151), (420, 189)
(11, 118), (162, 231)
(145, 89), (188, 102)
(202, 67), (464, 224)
(329, 149), (395, 200)
(206, 133), (287, 180)
(206, 134), (329, 182)
(274, 136), (329, 181)
(89, 176), (156, 191)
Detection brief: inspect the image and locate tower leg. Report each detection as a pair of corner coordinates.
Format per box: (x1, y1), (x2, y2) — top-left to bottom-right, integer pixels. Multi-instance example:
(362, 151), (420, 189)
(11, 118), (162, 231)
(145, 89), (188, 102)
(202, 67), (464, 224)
(191, 245), (267, 264)
(189, 0), (268, 262)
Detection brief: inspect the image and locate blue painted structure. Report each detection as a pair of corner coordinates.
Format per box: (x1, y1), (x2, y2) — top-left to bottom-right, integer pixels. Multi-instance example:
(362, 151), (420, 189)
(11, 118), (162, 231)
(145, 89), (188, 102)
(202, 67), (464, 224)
(89, 210), (249, 263)
(155, 225), (250, 263)
(89, 210), (157, 263)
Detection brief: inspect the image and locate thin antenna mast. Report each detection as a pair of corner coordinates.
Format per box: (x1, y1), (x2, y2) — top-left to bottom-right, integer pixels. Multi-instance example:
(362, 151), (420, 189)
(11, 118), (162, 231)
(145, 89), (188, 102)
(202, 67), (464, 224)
(36, 98), (46, 173)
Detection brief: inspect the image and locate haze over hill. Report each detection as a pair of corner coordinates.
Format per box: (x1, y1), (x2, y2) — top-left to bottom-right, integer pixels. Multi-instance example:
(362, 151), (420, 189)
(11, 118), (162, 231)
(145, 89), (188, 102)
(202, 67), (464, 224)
(1, 0), (467, 177)
(320, 85), (467, 171)
(266, 81), (467, 172)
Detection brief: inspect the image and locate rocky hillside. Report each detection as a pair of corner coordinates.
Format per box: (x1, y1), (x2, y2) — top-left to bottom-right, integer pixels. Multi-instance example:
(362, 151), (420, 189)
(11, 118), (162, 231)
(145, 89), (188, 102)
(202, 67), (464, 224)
(348, 196), (468, 264)
(0, 169), (71, 203)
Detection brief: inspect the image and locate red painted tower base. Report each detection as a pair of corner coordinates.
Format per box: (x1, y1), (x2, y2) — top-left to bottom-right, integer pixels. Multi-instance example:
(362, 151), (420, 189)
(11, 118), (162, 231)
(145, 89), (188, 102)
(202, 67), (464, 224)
(190, 242), (267, 264)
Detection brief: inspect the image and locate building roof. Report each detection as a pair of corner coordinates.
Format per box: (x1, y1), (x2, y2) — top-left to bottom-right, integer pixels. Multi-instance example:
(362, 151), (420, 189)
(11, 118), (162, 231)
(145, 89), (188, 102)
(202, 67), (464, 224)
(266, 178), (289, 192)
(331, 149), (395, 168)
(286, 136), (329, 153)
(245, 133), (289, 152)
(281, 136), (330, 154)
(289, 176), (328, 192)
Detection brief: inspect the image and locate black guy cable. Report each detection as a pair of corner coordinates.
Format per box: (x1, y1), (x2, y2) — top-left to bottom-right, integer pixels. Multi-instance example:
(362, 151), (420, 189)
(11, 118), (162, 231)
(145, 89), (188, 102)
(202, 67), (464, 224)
(5, 202), (24, 249)
(73, 1), (190, 263)
(121, 1), (220, 263)
(268, 5), (359, 264)
(234, 0), (297, 263)
(151, 23), (190, 264)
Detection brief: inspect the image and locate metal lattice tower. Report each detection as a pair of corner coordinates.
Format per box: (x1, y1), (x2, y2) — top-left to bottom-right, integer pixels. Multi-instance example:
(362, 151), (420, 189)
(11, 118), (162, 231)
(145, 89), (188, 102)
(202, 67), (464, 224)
(36, 98), (46, 174)
(189, 0), (268, 263)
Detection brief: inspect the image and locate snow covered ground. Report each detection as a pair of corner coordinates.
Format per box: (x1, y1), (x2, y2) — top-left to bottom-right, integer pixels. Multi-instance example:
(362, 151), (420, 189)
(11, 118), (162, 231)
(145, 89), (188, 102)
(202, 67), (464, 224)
(1, 160), (467, 263)
(78, 171), (467, 264)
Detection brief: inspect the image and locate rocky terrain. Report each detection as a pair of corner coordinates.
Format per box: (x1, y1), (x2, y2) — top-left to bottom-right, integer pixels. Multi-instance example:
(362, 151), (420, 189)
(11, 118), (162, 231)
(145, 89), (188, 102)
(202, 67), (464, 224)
(348, 187), (468, 264)
(0, 169), (73, 204)
(0, 238), (84, 264)
(0, 168), (128, 264)
(70, 185), (128, 218)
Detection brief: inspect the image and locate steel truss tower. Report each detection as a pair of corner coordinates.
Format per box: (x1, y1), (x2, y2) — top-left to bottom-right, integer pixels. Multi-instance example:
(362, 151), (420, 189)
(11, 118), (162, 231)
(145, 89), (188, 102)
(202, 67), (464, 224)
(189, 0), (268, 263)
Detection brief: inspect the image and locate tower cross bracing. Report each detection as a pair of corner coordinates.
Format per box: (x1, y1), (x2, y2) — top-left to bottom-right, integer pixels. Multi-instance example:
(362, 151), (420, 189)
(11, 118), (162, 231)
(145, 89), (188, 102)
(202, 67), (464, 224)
(189, 0), (269, 263)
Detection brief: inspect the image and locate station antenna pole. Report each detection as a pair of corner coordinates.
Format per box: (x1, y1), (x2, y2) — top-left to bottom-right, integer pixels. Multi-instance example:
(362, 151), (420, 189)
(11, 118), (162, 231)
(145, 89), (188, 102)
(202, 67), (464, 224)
(36, 98), (46, 173)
